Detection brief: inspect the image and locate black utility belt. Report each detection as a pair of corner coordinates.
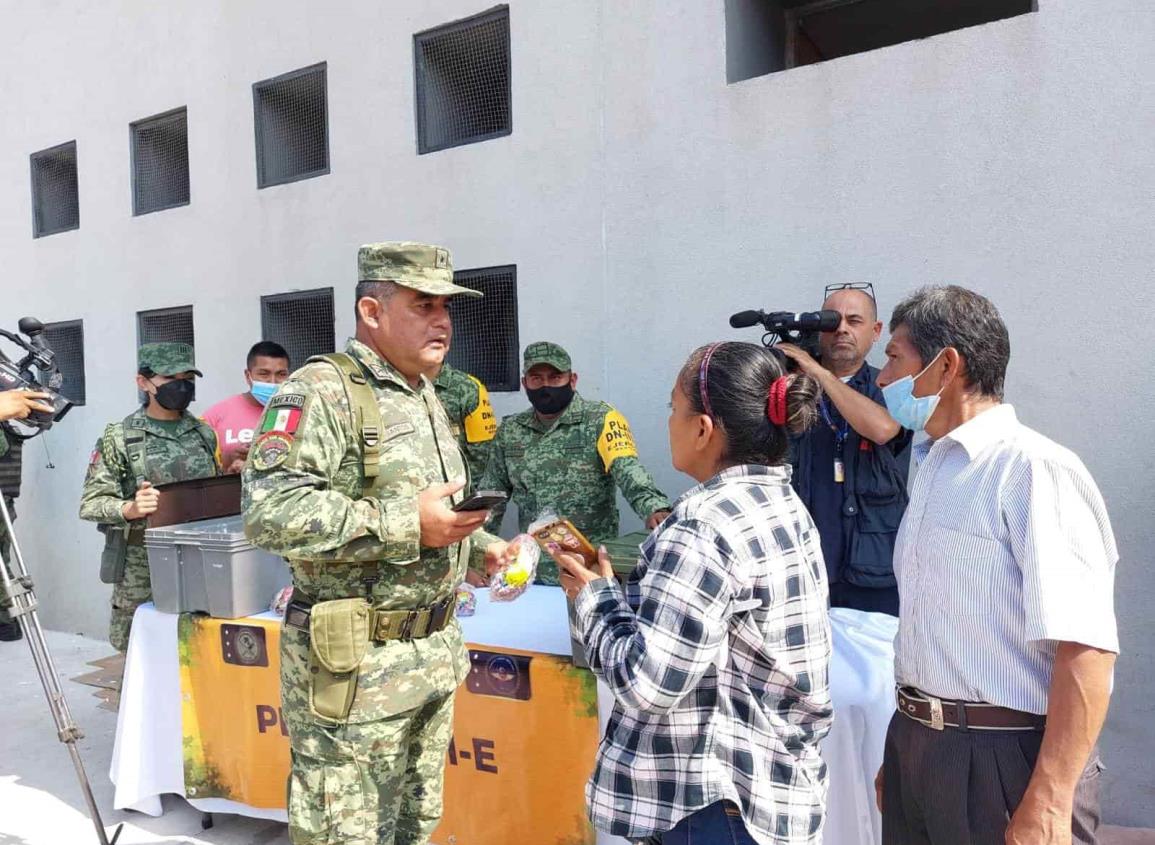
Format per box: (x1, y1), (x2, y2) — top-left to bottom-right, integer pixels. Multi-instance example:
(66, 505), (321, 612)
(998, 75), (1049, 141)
(284, 595), (455, 642)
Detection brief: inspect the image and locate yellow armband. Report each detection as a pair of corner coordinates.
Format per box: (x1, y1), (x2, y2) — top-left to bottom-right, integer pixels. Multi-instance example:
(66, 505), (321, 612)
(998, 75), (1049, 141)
(597, 409), (639, 471)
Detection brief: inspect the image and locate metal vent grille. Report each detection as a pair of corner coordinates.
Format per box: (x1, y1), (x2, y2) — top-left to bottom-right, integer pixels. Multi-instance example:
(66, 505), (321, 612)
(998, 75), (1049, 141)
(253, 63), (329, 188)
(131, 108), (190, 215)
(30, 141), (79, 238)
(415, 7), (511, 154)
(447, 265), (519, 391)
(42, 320), (86, 405)
(137, 306), (195, 349)
(261, 288), (335, 370)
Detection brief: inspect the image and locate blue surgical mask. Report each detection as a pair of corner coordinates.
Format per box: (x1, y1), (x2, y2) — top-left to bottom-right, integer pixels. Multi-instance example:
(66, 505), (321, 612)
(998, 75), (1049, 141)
(882, 351), (946, 432)
(250, 381), (278, 407)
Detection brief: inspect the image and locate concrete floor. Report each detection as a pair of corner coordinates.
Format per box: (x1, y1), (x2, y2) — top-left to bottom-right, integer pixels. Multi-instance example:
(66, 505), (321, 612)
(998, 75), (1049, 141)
(0, 628), (287, 845)
(1, 628), (1151, 845)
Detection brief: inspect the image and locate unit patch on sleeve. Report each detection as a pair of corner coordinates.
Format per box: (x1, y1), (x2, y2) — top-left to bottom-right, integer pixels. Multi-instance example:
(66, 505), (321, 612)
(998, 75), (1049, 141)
(251, 432), (295, 471)
(597, 409), (639, 471)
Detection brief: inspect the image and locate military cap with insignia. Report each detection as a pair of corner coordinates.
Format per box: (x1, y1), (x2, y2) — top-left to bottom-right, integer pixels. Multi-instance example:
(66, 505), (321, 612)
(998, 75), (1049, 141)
(138, 342), (202, 376)
(357, 241), (483, 298)
(522, 341), (572, 373)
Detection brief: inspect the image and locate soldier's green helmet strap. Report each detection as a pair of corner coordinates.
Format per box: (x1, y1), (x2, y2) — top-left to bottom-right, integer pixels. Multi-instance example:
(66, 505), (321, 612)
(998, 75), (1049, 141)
(309, 353), (382, 497)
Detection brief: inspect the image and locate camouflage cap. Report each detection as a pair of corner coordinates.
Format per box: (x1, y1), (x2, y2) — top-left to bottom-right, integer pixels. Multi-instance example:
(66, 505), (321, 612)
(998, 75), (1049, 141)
(138, 342), (202, 376)
(357, 242), (482, 298)
(523, 341), (572, 373)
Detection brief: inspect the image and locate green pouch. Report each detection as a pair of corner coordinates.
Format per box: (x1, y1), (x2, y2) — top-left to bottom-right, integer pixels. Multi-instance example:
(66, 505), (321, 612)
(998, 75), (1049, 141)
(308, 598), (371, 723)
(99, 527), (128, 585)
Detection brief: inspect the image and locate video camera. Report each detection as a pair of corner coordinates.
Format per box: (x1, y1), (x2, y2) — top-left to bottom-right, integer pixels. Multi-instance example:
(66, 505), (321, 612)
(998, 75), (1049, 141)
(728, 309), (841, 368)
(0, 317), (74, 437)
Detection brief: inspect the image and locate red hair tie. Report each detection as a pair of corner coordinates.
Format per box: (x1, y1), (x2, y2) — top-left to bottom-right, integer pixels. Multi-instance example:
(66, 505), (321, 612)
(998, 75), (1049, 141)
(768, 376), (791, 426)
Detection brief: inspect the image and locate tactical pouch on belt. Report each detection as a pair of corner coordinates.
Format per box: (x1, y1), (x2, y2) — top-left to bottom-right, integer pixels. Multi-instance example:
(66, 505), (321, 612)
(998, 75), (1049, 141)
(98, 526), (128, 585)
(308, 598), (371, 723)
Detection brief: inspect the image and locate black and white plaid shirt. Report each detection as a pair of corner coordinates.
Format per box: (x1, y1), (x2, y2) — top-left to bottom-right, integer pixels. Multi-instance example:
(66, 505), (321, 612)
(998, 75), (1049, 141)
(573, 464), (833, 845)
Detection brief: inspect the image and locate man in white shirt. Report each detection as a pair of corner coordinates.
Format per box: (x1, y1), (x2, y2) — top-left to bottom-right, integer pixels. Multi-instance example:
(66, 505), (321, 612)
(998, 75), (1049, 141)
(874, 285), (1117, 845)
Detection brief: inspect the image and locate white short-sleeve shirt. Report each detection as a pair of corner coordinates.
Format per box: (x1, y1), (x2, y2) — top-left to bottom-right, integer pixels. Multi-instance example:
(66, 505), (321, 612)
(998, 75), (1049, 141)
(894, 404), (1118, 714)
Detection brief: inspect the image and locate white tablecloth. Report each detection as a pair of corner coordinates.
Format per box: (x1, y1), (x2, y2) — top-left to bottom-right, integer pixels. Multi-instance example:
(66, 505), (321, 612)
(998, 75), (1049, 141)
(110, 592), (897, 845)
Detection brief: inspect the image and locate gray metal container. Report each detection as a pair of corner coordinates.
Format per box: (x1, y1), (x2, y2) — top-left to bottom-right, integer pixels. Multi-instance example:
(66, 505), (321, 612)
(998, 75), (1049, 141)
(144, 516), (291, 618)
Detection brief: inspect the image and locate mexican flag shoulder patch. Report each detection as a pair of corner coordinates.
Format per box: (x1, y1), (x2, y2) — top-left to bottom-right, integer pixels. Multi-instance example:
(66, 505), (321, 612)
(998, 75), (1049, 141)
(259, 393), (306, 436)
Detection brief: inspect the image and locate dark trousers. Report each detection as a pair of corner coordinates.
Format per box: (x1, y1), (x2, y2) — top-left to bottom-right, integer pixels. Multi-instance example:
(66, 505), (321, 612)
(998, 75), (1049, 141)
(661, 801), (759, 845)
(882, 711), (1103, 845)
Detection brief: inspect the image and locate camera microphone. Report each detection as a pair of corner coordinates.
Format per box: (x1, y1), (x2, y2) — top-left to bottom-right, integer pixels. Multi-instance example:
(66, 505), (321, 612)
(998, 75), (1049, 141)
(729, 310), (765, 329)
(728, 309), (843, 332)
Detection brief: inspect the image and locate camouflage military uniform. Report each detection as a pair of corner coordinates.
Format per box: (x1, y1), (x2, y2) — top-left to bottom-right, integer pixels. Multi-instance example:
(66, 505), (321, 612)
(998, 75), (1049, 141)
(79, 344), (219, 652)
(432, 363), (496, 494)
(243, 242), (499, 845)
(481, 391), (670, 584)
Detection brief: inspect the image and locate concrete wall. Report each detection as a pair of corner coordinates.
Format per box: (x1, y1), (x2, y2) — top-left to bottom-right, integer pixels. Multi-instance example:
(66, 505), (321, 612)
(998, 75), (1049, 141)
(0, 0), (1151, 824)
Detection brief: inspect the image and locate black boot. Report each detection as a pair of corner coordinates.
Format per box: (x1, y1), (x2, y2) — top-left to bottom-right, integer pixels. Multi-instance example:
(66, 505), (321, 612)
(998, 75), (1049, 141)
(0, 619), (22, 641)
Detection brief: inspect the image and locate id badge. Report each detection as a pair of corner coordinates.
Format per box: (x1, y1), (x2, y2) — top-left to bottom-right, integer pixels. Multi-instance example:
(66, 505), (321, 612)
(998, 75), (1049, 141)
(834, 459), (845, 483)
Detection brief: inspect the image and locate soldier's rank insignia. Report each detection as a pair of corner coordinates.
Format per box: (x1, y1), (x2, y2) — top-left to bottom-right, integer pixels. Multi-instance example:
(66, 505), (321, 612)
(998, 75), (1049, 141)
(251, 432), (294, 471)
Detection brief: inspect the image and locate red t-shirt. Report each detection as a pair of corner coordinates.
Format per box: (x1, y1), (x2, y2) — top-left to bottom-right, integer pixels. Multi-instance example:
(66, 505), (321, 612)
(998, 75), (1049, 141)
(201, 392), (265, 470)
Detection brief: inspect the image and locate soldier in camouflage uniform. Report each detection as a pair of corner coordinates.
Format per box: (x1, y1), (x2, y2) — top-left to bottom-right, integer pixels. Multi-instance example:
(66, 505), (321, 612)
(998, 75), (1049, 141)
(480, 341), (671, 584)
(430, 362), (496, 494)
(79, 344), (220, 652)
(0, 389), (54, 643)
(243, 242), (511, 845)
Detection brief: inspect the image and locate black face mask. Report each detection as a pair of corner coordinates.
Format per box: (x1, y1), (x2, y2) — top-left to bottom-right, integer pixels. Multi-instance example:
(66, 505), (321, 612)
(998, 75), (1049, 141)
(526, 384), (575, 416)
(151, 379), (195, 412)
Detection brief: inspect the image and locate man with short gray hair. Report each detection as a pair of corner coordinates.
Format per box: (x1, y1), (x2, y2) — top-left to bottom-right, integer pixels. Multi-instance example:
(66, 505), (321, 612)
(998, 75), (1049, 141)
(874, 286), (1117, 844)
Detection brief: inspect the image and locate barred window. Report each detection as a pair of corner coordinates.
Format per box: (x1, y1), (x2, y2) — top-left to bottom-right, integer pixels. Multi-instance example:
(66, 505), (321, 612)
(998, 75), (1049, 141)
(40, 320), (86, 405)
(447, 265), (519, 391)
(415, 6), (511, 154)
(131, 108), (190, 215)
(137, 306), (194, 401)
(260, 288), (335, 370)
(138, 306), (194, 349)
(30, 142), (79, 238)
(253, 63), (329, 188)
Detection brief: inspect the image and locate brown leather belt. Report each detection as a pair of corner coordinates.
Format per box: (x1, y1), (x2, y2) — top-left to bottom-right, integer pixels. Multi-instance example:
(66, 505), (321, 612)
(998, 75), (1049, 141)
(284, 595), (455, 642)
(897, 687), (1046, 732)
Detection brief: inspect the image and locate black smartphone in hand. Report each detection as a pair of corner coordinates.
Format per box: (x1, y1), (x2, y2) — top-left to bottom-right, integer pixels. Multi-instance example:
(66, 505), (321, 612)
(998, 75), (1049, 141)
(452, 490), (509, 512)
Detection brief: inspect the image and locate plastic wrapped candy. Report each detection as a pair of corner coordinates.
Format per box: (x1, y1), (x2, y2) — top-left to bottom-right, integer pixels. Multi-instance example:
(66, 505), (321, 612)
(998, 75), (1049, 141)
(270, 585), (294, 616)
(488, 534), (540, 602)
(455, 582), (477, 617)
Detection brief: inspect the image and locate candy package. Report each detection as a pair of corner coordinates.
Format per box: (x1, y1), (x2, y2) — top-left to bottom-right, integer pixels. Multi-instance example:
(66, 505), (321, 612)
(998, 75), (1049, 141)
(455, 582), (477, 617)
(488, 534), (540, 602)
(270, 585), (294, 616)
(528, 511), (599, 569)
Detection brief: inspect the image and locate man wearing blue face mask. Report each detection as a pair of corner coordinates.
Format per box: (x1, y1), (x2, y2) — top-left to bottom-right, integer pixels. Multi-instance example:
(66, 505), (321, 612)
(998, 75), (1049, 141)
(202, 341), (291, 473)
(874, 286), (1117, 845)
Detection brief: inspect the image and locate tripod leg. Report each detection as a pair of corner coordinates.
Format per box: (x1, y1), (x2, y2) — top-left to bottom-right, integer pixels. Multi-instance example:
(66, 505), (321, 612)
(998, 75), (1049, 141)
(0, 495), (124, 845)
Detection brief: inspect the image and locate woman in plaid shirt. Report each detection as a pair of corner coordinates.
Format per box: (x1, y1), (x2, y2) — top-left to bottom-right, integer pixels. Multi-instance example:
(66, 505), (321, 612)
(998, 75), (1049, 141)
(556, 342), (834, 845)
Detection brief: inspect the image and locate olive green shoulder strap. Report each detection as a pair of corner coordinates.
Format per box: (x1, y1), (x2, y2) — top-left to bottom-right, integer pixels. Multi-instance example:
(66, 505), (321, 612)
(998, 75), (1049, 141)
(191, 418), (222, 475)
(121, 413), (149, 487)
(308, 353), (381, 496)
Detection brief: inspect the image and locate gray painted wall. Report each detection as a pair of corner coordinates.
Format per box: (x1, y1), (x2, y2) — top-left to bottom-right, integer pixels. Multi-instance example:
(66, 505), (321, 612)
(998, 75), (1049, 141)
(0, 0), (1150, 824)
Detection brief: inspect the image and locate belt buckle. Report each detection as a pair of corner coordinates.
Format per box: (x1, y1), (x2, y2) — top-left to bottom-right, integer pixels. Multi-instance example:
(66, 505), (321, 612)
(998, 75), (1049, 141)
(399, 610), (417, 641)
(926, 693), (945, 731)
(284, 601), (311, 632)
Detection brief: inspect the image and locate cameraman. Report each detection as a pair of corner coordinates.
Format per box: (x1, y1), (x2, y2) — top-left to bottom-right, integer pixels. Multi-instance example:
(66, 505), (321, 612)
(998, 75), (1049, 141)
(0, 389), (53, 642)
(779, 284), (910, 616)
